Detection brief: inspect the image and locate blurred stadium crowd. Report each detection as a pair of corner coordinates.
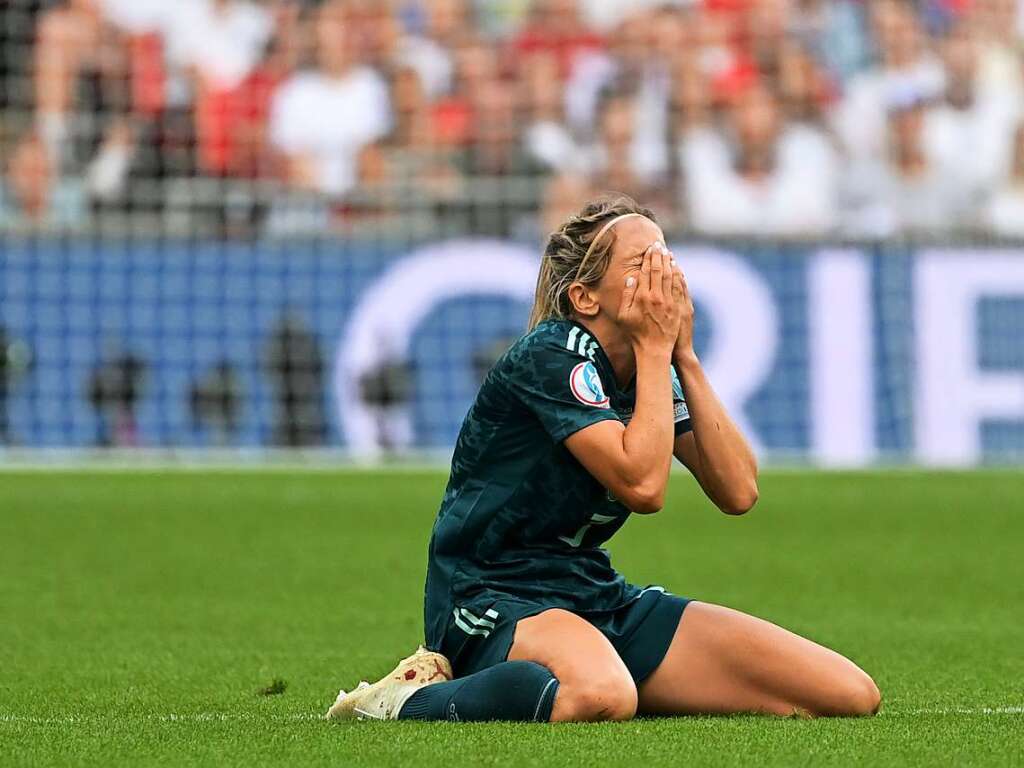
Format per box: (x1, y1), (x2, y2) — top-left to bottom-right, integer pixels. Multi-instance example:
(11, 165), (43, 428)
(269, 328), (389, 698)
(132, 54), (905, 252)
(2, 0), (1024, 239)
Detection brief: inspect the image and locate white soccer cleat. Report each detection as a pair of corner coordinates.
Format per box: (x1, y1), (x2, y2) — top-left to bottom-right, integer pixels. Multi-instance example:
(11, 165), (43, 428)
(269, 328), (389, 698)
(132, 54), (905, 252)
(325, 646), (453, 721)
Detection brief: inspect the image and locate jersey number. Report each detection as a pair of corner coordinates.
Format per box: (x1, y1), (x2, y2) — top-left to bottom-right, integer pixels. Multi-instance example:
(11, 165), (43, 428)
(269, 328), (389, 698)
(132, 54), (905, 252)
(558, 512), (618, 548)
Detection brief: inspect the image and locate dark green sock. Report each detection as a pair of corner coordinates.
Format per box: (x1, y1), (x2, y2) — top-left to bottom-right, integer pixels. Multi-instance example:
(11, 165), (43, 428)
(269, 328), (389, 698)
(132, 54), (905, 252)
(398, 661), (559, 722)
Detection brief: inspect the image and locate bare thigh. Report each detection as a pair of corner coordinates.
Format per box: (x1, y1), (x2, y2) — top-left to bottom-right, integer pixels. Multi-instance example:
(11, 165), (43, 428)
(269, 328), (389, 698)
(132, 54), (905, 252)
(509, 609), (637, 722)
(637, 602), (881, 717)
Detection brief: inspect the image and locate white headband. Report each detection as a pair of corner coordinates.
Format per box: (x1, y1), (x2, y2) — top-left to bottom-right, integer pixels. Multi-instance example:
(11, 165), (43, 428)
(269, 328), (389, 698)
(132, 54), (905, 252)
(573, 213), (645, 282)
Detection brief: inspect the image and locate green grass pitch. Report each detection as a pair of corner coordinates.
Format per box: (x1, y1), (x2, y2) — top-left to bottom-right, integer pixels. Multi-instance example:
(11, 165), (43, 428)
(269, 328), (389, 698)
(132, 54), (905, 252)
(2, 468), (1022, 766)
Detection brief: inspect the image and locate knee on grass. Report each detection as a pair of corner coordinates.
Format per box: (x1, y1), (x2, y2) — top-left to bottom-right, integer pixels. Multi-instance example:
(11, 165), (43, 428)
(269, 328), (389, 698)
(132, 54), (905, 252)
(814, 669), (881, 717)
(556, 673), (638, 722)
(841, 672), (882, 716)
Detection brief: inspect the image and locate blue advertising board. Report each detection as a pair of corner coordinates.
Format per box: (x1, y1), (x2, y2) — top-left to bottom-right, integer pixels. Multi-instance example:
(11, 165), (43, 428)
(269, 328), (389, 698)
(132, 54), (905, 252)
(1, 237), (1022, 465)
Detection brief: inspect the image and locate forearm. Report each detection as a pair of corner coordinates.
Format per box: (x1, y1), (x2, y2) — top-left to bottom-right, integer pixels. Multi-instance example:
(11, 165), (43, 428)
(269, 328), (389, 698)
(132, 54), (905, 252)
(674, 350), (758, 513)
(618, 348), (675, 507)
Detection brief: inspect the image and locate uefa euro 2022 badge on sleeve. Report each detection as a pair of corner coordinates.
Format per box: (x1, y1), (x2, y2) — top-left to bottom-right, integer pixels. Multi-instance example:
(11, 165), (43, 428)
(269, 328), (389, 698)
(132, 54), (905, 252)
(569, 361), (611, 409)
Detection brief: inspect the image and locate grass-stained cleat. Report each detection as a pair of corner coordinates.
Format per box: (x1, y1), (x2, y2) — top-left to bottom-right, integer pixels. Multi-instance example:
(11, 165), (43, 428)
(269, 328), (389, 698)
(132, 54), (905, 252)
(326, 646), (453, 721)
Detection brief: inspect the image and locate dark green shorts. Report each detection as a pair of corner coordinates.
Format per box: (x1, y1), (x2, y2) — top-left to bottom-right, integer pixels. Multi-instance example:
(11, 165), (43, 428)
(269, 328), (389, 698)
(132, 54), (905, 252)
(441, 588), (690, 684)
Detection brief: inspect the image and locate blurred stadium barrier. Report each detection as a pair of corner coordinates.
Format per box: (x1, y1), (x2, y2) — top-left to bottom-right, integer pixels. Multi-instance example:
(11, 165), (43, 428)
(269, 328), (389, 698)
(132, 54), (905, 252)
(1, 235), (1021, 466)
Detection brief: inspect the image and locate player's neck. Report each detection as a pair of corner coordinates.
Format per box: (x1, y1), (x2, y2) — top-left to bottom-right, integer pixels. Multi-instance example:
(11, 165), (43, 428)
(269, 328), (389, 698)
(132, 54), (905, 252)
(574, 316), (635, 388)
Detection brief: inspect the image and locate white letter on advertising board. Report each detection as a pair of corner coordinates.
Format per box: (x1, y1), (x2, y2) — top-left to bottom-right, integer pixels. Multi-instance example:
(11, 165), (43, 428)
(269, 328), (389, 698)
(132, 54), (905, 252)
(809, 250), (876, 467)
(915, 251), (1024, 465)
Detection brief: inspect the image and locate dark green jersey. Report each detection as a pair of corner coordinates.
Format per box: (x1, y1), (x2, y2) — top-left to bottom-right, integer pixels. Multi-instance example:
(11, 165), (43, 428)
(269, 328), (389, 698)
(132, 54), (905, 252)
(423, 318), (691, 649)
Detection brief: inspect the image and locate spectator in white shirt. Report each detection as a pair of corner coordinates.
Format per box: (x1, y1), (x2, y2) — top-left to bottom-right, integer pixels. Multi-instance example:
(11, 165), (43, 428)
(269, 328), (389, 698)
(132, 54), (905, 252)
(843, 96), (967, 236)
(269, 0), (391, 196)
(577, 85), (674, 216)
(923, 21), (1019, 210)
(681, 82), (839, 237)
(833, 0), (945, 166)
(178, 0), (273, 92)
(564, 8), (674, 182)
(522, 55), (579, 174)
(98, 0), (272, 104)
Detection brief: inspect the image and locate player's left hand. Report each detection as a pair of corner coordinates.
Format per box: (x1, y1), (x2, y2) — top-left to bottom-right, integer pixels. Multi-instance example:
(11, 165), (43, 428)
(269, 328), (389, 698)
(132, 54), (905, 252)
(657, 243), (694, 359)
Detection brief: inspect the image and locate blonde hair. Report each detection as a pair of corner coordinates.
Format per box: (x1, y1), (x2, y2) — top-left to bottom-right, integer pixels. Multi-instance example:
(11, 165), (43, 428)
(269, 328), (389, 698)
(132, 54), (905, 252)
(528, 194), (655, 330)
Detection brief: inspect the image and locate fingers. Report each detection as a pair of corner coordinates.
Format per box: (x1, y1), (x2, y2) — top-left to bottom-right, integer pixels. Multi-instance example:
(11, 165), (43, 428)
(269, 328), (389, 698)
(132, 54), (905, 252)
(660, 244), (674, 298)
(622, 270), (639, 311)
(671, 260), (684, 302)
(624, 246), (653, 312)
(649, 243), (664, 299)
(656, 242), (687, 303)
(640, 245), (653, 294)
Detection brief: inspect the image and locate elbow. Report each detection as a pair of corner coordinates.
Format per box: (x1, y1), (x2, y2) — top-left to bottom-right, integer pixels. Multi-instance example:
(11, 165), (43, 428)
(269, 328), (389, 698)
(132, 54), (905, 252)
(625, 482), (666, 515)
(717, 480), (759, 516)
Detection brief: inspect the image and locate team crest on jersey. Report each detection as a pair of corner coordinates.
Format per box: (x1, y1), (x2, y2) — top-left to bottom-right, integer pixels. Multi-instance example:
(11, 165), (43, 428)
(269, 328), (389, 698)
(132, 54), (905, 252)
(569, 361), (610, 408)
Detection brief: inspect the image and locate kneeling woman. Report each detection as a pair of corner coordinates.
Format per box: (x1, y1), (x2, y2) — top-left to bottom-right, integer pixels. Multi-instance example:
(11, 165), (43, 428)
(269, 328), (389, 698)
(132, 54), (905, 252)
(328, 196), (880, 723)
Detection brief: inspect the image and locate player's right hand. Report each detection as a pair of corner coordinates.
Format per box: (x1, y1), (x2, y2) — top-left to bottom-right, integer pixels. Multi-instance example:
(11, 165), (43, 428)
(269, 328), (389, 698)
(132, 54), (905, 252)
(617, 244), (682, 358)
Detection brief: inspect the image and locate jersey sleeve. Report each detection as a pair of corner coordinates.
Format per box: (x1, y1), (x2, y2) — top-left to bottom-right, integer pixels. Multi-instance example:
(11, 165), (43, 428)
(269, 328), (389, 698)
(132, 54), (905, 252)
(671, 366), (693, 436)
(504, 340), (621, 444)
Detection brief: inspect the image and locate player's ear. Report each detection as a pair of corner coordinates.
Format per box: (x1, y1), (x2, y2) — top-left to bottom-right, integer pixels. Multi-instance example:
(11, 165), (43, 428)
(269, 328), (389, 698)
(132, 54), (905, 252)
(567, 281), (599, 318)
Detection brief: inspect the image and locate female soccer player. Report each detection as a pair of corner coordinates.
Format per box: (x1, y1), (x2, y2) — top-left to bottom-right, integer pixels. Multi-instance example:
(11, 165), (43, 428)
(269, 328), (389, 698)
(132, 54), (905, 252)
(328, 196), (880, 723)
